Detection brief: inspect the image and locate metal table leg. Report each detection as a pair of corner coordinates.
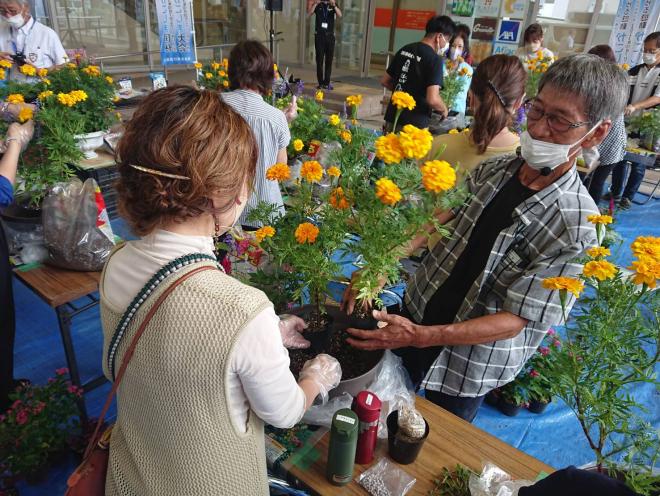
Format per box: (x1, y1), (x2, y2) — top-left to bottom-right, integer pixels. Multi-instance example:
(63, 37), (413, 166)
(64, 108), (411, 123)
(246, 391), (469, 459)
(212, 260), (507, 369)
(55, 304), (88, 424)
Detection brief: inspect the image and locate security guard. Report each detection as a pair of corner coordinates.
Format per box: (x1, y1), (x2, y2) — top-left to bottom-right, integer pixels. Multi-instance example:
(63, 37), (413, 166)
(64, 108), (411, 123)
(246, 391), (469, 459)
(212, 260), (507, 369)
(0, 0), (67, 81)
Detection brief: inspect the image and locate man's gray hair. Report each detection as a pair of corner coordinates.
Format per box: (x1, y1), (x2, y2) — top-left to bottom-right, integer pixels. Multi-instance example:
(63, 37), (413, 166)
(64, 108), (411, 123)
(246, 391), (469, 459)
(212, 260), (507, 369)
(538, 54), (628, 123)
(0, 0), (30, 6)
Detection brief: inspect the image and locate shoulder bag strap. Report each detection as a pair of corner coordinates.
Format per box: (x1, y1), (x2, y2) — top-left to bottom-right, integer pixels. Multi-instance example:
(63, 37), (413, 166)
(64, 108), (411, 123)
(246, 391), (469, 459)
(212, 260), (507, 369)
(82, 265), (217, 460)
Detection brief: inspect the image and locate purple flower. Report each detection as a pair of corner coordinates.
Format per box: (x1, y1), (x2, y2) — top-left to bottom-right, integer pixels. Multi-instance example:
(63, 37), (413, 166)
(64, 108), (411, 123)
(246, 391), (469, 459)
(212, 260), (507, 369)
(547, 328), (556, 336)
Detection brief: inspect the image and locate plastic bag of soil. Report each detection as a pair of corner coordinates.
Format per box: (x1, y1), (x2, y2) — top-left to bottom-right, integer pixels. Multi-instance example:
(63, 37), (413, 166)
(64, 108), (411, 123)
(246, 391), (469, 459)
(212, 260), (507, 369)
(42, 178), (116, 271)
(356, 458), (416, 496)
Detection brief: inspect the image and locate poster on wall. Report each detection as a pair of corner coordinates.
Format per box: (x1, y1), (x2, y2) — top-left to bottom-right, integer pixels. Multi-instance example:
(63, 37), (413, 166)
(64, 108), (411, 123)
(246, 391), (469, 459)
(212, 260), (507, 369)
(492, 42), (518, 56)
(496, 19), (522, 44)
(475, 0), (501, 17)
(451, 0), (476, 17)
(452, 16), (474, 31)
(609, 0), (660, 66)
(471, 40), (493, 63)
(472, 17), (497, 41)
(155, 0), (195, 65)
(499, 0), (526, 20)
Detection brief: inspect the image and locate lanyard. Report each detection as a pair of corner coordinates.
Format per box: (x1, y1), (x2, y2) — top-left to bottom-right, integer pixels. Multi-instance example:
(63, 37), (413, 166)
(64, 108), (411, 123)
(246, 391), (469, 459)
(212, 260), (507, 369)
(11, 18), (36, 55)
(320, 3), (330, 22)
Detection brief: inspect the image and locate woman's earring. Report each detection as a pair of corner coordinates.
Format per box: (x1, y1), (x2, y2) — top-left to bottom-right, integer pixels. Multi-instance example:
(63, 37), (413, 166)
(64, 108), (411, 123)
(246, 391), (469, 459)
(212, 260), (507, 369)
(213, 214), (221, 239)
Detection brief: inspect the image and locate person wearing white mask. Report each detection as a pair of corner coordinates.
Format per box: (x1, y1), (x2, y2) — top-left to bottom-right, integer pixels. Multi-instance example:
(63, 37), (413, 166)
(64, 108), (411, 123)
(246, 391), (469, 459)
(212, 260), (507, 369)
(0, 0), (66, 81)
(517, 23), (554, 68)
(382, 15), (455, 131)
(343, 54), (623, 423)
(443, 33), (473, 116)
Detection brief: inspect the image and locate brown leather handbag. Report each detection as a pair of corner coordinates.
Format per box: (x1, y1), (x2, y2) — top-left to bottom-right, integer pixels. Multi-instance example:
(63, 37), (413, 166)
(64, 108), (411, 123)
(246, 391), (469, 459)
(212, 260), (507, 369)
(65, 265), (215, 495)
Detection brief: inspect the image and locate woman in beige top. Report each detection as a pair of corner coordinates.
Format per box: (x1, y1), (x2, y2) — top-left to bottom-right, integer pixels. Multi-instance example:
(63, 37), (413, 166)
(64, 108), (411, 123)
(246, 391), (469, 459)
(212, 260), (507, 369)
(430, 54), (526, 175)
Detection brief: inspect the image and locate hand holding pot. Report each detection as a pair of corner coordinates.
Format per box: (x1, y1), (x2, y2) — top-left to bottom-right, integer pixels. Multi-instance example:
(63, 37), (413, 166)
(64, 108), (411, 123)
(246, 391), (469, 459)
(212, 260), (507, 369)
(299, 353), (342, 404)
(278, 314), (311, 349)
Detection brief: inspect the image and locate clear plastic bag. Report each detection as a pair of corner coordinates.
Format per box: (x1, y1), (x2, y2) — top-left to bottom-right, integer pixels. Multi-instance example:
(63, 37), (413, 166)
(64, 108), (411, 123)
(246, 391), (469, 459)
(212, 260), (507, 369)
(468, 462), (535, 496)
(42, 178), (115, 271)
(356, 458), (416, 496)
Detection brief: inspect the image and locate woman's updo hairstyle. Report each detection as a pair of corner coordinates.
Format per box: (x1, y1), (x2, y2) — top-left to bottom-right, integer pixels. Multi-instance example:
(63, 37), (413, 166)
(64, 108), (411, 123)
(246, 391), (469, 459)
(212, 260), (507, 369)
(116, 85), (257, 236)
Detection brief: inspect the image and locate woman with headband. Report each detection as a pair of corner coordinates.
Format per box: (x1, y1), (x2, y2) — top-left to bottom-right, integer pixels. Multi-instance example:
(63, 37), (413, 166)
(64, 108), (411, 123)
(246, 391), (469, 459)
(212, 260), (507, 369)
(99, 86), (341, 495)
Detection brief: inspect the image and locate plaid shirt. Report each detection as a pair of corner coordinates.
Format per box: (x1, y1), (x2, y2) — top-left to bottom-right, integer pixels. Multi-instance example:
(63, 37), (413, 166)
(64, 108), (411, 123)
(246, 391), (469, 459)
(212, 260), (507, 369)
(405, 155), (599, 397)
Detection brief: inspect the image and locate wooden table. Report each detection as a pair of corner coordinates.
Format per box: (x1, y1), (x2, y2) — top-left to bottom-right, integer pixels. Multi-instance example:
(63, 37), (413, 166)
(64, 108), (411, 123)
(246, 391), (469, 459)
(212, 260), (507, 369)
(286, 396), (553, 495)
(13, 264), (105, 422)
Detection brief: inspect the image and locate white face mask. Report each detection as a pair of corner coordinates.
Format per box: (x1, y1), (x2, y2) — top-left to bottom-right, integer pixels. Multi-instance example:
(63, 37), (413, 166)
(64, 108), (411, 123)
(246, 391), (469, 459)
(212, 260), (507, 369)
(4, 13), (25, 29)
(449, 47), (460, 60)
(643, 53), (657, 66)
(528, 42), (541, 53)
(520, 122), (602, 174)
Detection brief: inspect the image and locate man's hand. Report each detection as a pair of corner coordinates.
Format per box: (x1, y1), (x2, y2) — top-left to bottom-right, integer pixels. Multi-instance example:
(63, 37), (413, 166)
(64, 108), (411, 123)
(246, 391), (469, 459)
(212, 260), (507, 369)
(346, 310), (429, 350)
(329, 0), (336, 6)
(283, 95), (298, 123)
(624, 104), (636, 116)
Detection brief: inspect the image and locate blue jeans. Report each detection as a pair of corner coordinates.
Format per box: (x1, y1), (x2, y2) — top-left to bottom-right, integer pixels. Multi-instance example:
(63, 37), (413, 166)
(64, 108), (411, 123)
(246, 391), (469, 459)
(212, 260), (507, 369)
(424, 389), (485, 423)
(611, 161), (646, 201)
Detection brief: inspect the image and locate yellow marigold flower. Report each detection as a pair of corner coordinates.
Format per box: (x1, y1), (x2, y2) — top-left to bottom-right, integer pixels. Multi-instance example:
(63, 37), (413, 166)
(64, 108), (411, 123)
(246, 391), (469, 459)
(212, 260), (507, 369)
(82, 65), (101, 76)
(219, 70), (226, 77)
(315, 90), (324, 102)
(375, 133), (404, 165)
(301, 160), (324, 183)
(586, 246), (611, 259)
(329, 187), (350, 210)
(346, 94), (363, 106)
(70, 90), (88, 103)
(458, 67), (471, 76)
(340, 130), (352, 144)
(293, 139), (304, 152)
(621, 63), (630, 70)
(7, 94), (24, 104)
(448, 129), (459, 134)
(391, 91), (416, 111)
(536, 50), (544, 59)
(421, 160), (456, 193)
(38, 90), (53, 101)
(583, 260), (617, 281)
(295, 222), (319, 244)
(223, 80), (229, 88)
(273, 63), (278, 72)
(399, 124), (433, 160)
(105, 76), (114, 84)
(0, 69), (6, 80)
(266, 163), (291, 181)
(66, 63), (76, 69)
(194, 62), (203, 69)
(43, 78), (51, 85)
(329, 114), (341, 126)
(628, 257), (660, 288)
(211, 62), (220, 70)
(0, 60), (11, 68)
(37, 68), (48, 78)
(222, 58), (229, 67)
(542, 276), (584, 298)
(631, 236), (660, 262)
(327, 166), (341, 177)
(587, 214), (613, 225)
(205, 72), (213, 79)
(375, 177), (402, 206)
(462, 128), (470, 133)
(17, 106), (32, 123)
(255, 226), (275, 243)
(19, 64), (36, 76)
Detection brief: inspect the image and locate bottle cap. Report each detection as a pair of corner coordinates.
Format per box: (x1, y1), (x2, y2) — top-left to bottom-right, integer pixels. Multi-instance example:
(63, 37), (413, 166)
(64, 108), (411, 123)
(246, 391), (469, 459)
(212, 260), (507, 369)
(353, 391), (382, 422)
(332, 408), (359, 439)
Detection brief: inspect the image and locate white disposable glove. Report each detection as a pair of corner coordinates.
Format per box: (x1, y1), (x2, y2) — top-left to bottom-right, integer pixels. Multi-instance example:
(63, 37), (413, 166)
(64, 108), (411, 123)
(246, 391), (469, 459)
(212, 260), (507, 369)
(278, 314), (311, 349)
(299, 353), (342, 405)
(284, 95), (298, 123)
(7, 121), (34, 151)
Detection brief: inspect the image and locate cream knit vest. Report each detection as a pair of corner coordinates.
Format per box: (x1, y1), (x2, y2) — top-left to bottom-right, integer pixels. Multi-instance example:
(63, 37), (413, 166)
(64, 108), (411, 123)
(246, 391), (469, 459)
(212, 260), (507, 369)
(99, 259), (272, 495)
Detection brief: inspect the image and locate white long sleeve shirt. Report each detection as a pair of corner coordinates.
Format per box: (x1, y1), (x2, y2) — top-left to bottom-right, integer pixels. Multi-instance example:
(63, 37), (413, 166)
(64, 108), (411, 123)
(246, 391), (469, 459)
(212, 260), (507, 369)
(102, 229), (306, 430)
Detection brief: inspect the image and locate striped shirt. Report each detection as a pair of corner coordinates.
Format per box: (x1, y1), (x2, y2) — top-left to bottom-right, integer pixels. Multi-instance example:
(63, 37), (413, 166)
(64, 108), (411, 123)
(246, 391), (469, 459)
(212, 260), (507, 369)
(597, 113), (626, 166)
(405, 155), (599, 397)
(221, 90), (290, 226)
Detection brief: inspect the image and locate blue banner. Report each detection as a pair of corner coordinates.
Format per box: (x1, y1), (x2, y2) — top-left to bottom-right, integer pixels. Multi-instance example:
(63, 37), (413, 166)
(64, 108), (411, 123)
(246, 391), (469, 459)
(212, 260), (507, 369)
(155, 0), (195, 65)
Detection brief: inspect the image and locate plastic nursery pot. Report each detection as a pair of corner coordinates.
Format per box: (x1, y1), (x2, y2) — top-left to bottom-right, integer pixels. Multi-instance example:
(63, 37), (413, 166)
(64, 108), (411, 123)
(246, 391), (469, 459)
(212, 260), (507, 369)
(386, 410), (430, 465)
(484, 390), (500, 407)
(528, 399), (551, 414)
(497, 399), (523, 417)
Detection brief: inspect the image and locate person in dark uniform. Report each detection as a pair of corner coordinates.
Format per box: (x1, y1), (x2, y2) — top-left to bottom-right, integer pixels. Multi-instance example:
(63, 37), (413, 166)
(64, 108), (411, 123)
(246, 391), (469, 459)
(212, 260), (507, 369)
(307, 0), (342, 90)
(0, 119), (33, 412)
(382, 15), (455, 131)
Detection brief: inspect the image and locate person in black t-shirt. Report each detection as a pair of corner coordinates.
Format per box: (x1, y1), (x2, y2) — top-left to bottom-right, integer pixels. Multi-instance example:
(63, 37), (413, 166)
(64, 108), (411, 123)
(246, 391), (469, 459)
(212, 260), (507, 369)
(382, 15), (455, 130)
(307, 0), (342, 90)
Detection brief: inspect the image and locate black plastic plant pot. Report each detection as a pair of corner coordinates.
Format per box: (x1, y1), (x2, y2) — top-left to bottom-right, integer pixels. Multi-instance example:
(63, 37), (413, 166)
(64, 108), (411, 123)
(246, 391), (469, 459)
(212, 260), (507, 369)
(387, 410), (430, 465)
(485, 390), (500, 407)
(497, 399), (522, 417)
(528, 399), (551, 414)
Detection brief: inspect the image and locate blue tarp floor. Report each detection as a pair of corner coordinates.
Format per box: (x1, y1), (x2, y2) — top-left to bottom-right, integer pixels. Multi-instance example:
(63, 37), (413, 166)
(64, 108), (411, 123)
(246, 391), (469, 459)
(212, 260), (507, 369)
(8, 193), (660, 494)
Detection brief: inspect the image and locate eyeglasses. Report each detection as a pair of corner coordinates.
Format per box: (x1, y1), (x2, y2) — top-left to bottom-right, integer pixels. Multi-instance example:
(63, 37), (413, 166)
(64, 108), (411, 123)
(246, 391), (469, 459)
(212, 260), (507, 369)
(524, 99), (590, 133)
(643, 47), (659, 54)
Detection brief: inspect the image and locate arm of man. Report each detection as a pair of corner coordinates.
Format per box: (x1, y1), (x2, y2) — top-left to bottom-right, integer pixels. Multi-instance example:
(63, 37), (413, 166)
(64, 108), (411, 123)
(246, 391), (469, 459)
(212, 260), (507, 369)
(426, 85), (448, 117)
(330, 0), (342, 17)
(49, 30), (68, 67)
(625, 95), (660, 115)
(307, 0), (319, 17)
(381, 72), (394, 91)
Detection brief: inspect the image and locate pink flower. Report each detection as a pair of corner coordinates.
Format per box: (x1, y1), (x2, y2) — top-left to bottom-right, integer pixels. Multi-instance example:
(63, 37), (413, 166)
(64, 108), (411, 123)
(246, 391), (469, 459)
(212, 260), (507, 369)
(553, 339), (561, 348)
(539, 346), (550, 356)
(530, 369), (540, 378)
(68, 385), (83, 397)
(55, 367), (69, 376)
(0, 415), (5, 423)
(220, 256), (232, 275)
(48, 378), (56, 384)
(32, 401), (46, 415)
(15, 409), (29, 425)
(237, 239), (250, 256)
(547, 328), (556, 336)
(11, 400), (21, 410)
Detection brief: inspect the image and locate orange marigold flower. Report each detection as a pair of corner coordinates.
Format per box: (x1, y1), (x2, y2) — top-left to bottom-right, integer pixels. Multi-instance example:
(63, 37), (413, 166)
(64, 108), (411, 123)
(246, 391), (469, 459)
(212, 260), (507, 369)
(542, 276), (584, 298)
(375, 177), (402, 206)
(329, 187), (350, 210)
(266, 163), (291, 181)
(300, 160), (324, 183)
(327, 166), (341, 177)
(255, 226), (275, 243)
(295, 222), (319, 244)
(628, 257), (660, 288)
(583, 260), (617, 281)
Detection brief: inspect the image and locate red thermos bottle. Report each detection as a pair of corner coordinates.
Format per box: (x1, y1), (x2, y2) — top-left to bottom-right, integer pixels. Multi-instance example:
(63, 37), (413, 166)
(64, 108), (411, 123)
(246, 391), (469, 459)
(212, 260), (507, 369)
(352, 390), (382, 464)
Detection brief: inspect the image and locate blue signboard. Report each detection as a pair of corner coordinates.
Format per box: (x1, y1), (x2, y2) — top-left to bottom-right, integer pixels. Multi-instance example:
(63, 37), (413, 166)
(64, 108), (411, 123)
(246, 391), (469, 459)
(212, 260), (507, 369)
(497, 19), (522, 44)
(155, 0), (196, 65)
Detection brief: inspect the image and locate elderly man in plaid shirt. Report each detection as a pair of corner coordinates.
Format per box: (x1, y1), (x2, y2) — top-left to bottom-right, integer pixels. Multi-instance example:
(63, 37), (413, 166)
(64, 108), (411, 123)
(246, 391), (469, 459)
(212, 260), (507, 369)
(343, 54), (628, 422)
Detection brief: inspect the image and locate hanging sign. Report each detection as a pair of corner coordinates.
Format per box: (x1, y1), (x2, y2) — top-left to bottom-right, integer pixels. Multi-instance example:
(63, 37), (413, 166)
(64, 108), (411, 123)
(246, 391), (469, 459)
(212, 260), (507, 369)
(475, 0), (501, 17)
(497, 19), (522, 44)
(451, 0), (476, 17)
(472, 17), (498, 41)
(609, 0), (660, 65)
(155, 0), (196, 65)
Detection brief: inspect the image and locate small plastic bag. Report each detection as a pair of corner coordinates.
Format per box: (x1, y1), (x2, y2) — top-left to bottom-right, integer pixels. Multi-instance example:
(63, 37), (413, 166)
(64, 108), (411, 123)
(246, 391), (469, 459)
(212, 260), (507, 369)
(356, 458), (416, 496)
(469, 462), (535, 496)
